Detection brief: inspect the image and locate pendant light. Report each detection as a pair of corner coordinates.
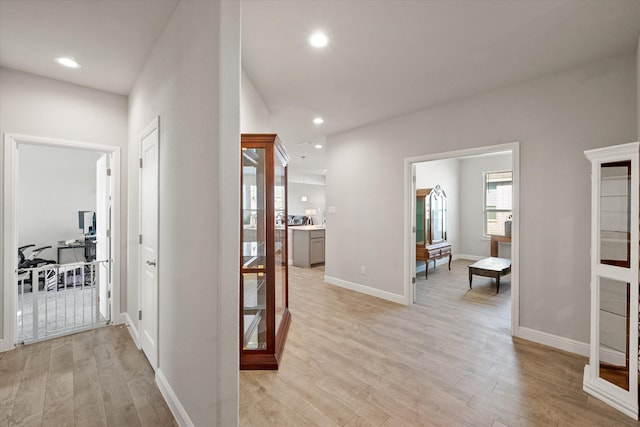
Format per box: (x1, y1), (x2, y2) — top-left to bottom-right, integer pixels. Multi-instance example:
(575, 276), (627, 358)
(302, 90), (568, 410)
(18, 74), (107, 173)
(300, 156), (308, 202)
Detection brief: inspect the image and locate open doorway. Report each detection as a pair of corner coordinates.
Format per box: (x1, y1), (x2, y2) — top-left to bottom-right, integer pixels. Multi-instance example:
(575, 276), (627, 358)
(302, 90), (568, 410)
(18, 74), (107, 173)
(3, 134), (121, 348)
(405, 142), (519, 334)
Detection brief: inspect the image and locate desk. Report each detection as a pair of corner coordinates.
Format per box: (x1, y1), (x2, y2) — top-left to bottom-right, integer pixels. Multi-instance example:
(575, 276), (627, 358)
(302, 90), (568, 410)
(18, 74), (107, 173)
(490, 235), (511, 257)
(57, 242), (85, 264)
(468, 257), (511, 294)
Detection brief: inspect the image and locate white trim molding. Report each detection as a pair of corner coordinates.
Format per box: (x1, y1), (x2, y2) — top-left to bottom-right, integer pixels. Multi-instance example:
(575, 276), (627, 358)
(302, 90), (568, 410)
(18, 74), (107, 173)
(324, 275), (406, 305)
(453, 254), (484, 262)
(404, 141), (520, 334)
(0, 339), (13, 353)
(156, 369), (195, 427)
(122, 312), (141, 349)
(2, 133), (121, 350)
(516, 326), (589, 357)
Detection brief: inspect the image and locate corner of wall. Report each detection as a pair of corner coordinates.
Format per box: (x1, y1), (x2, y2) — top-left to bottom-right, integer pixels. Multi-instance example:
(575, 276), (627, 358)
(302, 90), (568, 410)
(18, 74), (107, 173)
(121, 312), (140, 349)
(156, 369), (195, 427)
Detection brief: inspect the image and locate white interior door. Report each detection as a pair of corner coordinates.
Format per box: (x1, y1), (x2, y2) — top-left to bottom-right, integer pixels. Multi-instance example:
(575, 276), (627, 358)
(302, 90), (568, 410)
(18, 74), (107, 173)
(139, 118), (159, 369)
(96, 154), (111, 321)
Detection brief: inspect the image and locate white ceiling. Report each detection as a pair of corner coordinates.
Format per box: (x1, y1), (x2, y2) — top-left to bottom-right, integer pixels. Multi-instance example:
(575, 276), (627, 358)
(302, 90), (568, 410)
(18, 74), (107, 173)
(0, 0), (178, 95)
(1, 0), (640, 178)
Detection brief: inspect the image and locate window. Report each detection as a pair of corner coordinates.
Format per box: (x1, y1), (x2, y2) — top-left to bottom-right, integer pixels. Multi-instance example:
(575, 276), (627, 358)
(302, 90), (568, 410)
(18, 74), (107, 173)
(484, 171), (512, 236)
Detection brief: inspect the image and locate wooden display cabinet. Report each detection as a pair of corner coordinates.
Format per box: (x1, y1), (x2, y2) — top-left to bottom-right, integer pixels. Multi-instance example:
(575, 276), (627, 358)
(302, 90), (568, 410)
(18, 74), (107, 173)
(240, 134), (291, 370)
(416, 185), (452, 279)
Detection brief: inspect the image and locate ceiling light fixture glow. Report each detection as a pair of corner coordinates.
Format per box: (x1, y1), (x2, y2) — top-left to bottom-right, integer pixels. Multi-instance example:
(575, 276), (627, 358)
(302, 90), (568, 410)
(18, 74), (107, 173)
(313, 117), (324, 124)
(54, 56), (81, 69)
(309, 32), (329, 48)
(315, 144), (323, 149)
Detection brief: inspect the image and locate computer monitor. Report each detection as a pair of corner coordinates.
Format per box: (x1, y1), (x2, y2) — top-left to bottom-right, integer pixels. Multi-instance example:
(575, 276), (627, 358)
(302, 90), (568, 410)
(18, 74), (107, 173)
(78, 210), (96, 235)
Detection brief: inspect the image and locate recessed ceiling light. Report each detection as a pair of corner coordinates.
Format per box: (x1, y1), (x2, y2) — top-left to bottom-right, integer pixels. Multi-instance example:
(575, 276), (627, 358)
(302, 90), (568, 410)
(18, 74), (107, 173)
(309, 32), (328, 48)
(313, 117), (324, 124)
(314, 144), (323, 149)
(54, 56), (81, 69)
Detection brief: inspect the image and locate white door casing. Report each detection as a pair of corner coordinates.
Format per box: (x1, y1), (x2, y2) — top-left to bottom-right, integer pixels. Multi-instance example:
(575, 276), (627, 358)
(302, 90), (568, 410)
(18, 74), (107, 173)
(405, 141), (520, 335)
(2, 133), (121, 352)
(139, 117), (159, 370)
(96, 154), (111, 322)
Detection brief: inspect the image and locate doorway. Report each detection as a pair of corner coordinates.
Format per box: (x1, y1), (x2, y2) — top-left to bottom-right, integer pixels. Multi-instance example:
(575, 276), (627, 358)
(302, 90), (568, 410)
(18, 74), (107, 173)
(3, 134), (121, 349)
(405, 142), (519, 334)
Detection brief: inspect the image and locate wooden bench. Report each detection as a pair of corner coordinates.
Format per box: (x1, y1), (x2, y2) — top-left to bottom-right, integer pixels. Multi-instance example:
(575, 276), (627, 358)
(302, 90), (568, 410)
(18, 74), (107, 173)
(468, 257), (511, 294)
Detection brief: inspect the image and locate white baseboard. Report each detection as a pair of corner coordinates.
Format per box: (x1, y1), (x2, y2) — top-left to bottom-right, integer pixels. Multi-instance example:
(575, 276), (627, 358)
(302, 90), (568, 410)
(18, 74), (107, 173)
(454, 254), (484, 261)
(156, 369), (195, 427)
(324, 275), (406, 305)
(0, 338), (14, 353)
(584, 367), (639, 420)
(122, 312), (141, 349)
(517, 326), (589, 357)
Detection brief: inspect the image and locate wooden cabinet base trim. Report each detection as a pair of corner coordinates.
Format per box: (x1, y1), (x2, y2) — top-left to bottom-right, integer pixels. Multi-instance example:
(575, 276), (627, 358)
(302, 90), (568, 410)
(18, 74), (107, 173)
(240, 309), (291, 370)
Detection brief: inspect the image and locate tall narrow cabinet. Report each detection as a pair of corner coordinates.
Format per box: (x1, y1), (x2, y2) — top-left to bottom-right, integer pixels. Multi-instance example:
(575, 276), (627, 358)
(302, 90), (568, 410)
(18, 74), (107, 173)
(416, 185), (452, 278)
(583, 142), (639, 418)
(240, 134), (291, 370)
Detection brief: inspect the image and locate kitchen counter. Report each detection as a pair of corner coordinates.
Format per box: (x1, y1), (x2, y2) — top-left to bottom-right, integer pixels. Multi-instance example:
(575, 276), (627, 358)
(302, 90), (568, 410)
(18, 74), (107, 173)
(289, 225), (325, 231)
(290, 226), (325, 267)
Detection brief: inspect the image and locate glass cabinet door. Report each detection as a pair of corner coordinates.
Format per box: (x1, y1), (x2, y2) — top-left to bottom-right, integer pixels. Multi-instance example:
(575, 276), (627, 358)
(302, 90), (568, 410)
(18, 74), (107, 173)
(599, 161), (631, 268)
(241, 147), (267, 350)
(274, 150), (287, 335)
(598, 277), (630, 390)
(431, 192), (443, 242)
(416, 197), (425, 246)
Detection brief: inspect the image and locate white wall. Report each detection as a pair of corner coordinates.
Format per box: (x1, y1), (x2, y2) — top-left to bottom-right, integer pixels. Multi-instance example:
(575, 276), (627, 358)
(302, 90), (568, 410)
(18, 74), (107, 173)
(0, 67), (127, 345)
(325, 54), (637, 344)
(288, 182), (326, 223)
(127, 2), (239, 425)
(415, 158), (459, 260)
(18, 144), (99, 261)
(458, 153), (512, 257)
(241, 69), (271, 132)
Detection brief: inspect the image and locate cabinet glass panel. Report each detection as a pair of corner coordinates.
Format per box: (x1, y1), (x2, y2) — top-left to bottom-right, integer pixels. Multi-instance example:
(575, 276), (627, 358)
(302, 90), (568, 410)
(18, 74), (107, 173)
(243, 272), (266, 350)
(432, 193), (443, 242)
(598, 277), (630, 391)
(274, 157), (286, 332)
(599, 161), (631, 268)
(242, 148), (267, 268)
(416, 198), (425, 245)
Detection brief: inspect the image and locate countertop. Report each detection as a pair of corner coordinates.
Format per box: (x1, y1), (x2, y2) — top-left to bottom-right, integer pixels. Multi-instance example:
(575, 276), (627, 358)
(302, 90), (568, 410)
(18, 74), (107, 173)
(289, 225), (325, 231)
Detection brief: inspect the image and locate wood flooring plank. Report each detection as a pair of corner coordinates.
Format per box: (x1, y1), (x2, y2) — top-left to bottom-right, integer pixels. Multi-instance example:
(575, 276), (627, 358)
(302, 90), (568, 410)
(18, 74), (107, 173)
(9, 371), (47, 422)
(5, 326), (176, 426)
(106, 402), (141, 427)
(41, 397), (74, 427)
(241, 262), (640, 426)
(72, 356), (100, 395)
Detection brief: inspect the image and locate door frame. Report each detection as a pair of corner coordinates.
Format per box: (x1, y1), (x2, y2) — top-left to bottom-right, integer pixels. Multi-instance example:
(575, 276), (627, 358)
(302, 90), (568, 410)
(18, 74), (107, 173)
(137, 117), (159, 369)
(2, 133), (121, 351)
(404, 141), (520, 335)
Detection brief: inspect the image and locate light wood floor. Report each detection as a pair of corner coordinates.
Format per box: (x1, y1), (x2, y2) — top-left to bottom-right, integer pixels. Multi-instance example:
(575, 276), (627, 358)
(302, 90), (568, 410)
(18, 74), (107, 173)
(0, 325), (177, 426)
(241, 260), (640, 426)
